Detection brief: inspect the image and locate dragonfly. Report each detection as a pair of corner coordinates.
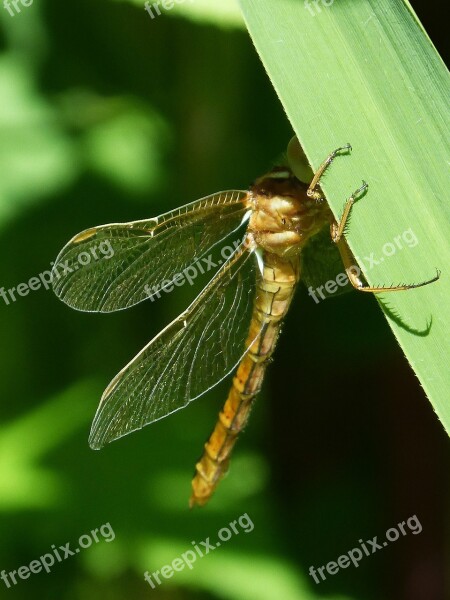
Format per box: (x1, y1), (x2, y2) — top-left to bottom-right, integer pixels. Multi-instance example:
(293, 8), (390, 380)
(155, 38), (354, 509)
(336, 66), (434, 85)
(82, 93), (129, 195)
(52, 137), (439, 507)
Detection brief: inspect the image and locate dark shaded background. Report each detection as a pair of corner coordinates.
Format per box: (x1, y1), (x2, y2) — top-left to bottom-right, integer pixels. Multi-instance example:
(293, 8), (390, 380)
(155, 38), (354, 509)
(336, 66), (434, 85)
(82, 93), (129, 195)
(0, 1), (448, 599)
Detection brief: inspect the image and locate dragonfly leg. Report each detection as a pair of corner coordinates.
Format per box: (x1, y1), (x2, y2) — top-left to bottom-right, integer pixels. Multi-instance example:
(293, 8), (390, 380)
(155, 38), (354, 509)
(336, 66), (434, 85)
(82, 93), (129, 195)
(330, 181), (368, 243)
(334, 235), (440, 293)
(307, 143), (352, 201)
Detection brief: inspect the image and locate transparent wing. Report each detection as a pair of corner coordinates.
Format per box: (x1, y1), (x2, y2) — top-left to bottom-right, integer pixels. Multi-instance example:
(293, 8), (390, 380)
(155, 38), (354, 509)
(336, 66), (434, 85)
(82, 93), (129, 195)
(301, 227), (353, 300)
(89, 242), (262, 449)
(52, 190), (249, 312)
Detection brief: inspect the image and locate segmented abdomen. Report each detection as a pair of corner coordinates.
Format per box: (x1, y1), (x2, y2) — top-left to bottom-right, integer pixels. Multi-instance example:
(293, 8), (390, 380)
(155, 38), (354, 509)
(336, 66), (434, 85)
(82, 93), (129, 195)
(190, 252), (300, 507)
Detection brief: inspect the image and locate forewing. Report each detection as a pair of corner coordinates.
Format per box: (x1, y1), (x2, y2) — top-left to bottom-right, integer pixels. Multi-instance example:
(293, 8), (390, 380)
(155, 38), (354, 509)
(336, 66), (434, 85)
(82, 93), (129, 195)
(52, 190), (249, 312)
(89, 243), (261, 449)
(301, 227), (353, 300)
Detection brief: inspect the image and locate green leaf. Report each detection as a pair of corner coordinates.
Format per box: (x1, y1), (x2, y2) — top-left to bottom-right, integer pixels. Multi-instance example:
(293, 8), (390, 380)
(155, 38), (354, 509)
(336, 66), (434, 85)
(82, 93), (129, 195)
(238, 0), (450, 431)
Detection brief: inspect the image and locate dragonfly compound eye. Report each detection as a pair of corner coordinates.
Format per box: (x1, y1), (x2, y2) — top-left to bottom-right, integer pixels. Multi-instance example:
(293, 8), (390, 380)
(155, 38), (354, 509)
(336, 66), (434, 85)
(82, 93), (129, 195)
(287, 136), (314, 185)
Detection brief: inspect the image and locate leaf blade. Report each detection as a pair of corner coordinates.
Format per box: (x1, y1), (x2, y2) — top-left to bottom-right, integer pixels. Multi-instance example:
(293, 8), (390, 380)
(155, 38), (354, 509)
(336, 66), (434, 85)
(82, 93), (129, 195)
(238, 0), (450, 431)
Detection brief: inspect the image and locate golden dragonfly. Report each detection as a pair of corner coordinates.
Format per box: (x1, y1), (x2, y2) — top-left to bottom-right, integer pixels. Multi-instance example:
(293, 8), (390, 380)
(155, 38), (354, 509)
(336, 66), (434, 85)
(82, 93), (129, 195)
(52, 137), (439, 507)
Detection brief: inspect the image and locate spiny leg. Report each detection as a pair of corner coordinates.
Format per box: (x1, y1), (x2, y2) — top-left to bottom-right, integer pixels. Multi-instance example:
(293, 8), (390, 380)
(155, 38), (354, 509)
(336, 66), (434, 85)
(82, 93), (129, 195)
(331, 181), (368, 243)
(331, 181), (439, 292)
(336, 236), (440, 292)
(307, 143), (352, 201)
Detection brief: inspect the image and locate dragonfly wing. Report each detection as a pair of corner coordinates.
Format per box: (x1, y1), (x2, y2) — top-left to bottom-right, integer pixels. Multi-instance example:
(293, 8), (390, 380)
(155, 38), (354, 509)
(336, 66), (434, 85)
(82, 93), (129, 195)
(89, 242), (261, 449)
(52, 190), (249, 312)
(301, 227), (353, 300)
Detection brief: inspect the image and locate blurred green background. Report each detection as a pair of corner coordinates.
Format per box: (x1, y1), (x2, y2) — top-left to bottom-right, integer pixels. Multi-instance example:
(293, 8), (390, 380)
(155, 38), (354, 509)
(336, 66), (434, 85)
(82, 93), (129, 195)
(0, 1), (448, 599)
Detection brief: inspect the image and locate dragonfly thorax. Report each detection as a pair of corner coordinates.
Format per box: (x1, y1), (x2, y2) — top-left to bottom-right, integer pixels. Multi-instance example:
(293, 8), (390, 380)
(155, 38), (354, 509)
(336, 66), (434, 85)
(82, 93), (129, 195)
(247, 168), (332, 258)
